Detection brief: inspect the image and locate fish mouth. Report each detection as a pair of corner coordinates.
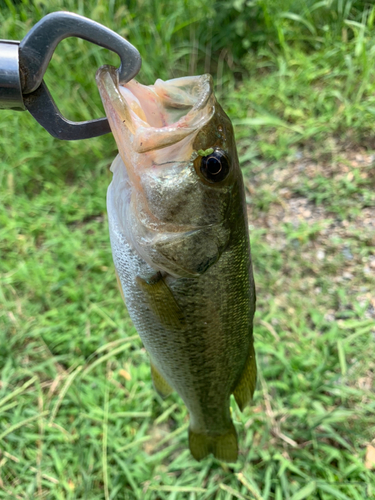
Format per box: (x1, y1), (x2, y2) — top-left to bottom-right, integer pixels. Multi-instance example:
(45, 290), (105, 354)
(96, 66), (215, 161)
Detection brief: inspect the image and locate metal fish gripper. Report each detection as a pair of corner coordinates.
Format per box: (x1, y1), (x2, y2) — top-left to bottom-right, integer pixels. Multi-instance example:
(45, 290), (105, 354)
(0, 11), (141, 140)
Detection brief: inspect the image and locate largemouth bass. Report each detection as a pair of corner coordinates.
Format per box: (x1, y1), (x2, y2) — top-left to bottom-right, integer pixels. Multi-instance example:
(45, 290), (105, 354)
(96, 66), (256, 462)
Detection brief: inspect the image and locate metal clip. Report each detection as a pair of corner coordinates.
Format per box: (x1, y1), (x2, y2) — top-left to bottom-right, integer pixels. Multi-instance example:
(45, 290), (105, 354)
(0, 12), (141, 140)
(0, 40), (25, 111)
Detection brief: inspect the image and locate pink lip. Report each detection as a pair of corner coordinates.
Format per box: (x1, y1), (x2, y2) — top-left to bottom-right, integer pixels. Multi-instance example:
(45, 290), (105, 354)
(96, 66), (216, 162)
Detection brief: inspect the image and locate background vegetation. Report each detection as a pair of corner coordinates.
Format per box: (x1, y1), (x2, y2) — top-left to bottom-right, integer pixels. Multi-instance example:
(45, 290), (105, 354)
(1, 0), (374, 498)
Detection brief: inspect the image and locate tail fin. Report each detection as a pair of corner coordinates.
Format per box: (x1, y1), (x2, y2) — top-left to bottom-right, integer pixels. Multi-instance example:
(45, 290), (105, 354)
(188, 422), (238, 462)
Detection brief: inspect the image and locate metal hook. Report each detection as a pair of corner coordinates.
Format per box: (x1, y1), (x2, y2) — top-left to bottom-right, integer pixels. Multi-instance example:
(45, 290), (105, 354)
(0, 12), (141, 140)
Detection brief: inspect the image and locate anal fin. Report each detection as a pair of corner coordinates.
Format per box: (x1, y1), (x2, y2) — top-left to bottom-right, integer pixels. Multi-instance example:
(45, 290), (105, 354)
(233, 341), (257, 411)
(150, 361), (173, 398)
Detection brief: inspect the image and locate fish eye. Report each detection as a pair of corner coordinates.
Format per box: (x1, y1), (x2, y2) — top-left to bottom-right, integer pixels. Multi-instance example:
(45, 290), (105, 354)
(199, 149), (230, 183)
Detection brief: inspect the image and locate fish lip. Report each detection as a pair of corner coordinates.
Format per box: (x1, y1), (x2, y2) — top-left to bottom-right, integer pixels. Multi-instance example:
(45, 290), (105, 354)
(124, 73), (214, 129)
(96, 65), (215, 154)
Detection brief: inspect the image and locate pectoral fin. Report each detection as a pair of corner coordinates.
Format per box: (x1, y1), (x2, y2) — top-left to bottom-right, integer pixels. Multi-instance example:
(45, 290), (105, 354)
(115, 270), (126, 303)
(150, 361), (173, 398)
(136, 273), (184, 329)
(233, 341), (257, 411)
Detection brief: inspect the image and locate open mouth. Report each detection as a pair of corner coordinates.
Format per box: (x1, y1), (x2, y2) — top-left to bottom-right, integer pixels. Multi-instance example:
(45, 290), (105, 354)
(96, 66), (215, 154)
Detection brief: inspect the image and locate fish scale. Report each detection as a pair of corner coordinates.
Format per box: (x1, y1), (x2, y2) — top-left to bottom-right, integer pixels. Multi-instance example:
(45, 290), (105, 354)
(97, 66), (256, 462)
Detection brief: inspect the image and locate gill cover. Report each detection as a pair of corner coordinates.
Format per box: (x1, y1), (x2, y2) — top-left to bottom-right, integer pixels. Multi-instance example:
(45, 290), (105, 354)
(96, 66), (234, 278)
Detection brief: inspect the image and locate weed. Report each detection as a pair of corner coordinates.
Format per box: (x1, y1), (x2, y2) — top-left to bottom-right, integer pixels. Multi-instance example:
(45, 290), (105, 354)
(1, 1), (375, 499)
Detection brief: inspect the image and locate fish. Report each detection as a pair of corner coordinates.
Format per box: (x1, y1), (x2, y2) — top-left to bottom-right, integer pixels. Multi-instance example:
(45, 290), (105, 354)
(96, 65), (256, 462)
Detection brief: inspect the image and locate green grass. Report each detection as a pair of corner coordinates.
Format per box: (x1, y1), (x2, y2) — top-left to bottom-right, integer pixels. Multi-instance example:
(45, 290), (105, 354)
(1, 1), (375, 499)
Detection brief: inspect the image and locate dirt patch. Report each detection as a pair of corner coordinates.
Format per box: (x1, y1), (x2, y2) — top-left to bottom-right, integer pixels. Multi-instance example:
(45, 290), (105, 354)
(246, 149), (375, 320)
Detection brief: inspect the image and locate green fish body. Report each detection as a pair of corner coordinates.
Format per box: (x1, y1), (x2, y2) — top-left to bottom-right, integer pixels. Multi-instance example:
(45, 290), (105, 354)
(96, 66), (256, 462)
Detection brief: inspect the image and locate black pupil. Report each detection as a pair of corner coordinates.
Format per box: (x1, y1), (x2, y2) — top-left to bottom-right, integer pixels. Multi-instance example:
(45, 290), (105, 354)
(200, 149), (230, 183)
(207, 157), (222, 175)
